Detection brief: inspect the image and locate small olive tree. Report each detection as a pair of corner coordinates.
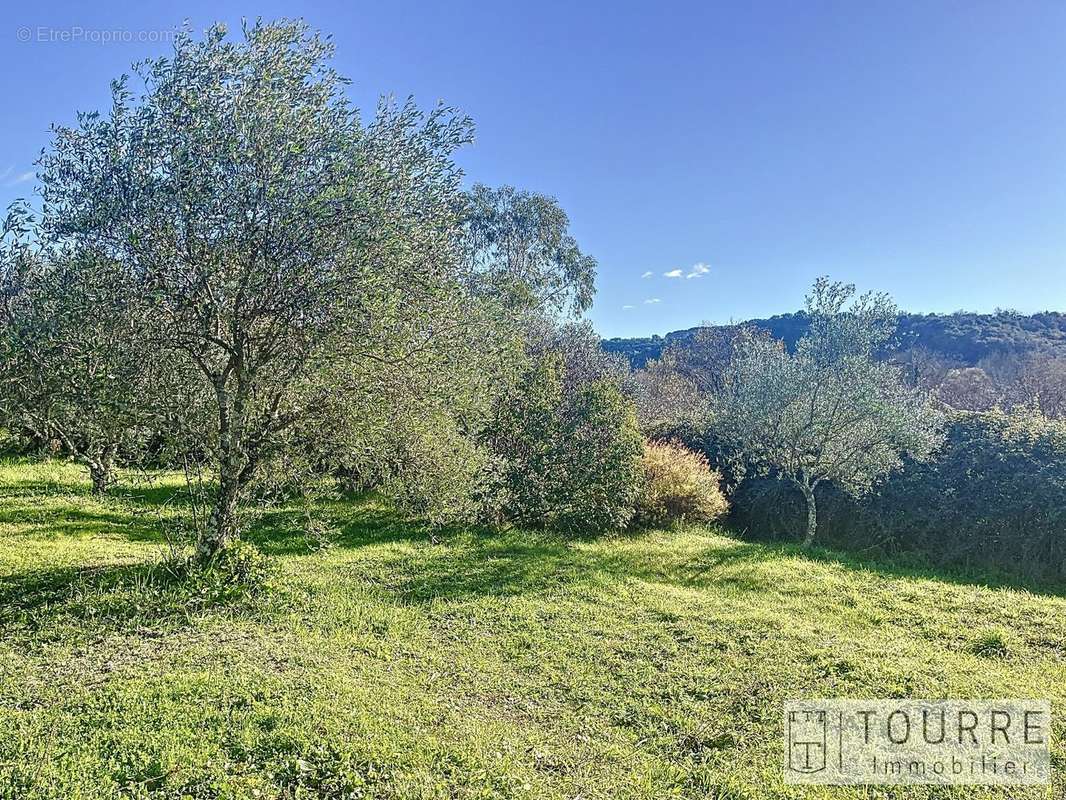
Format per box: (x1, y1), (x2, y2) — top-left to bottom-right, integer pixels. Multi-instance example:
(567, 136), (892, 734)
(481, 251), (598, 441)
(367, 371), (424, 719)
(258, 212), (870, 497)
(714, 278), (944, 546)
(0, 206), (167, 492)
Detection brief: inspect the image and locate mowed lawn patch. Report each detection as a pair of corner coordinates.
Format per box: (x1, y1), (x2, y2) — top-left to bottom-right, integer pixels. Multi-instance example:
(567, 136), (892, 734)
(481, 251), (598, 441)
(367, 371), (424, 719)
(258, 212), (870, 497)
(0, 459), (1063, 799)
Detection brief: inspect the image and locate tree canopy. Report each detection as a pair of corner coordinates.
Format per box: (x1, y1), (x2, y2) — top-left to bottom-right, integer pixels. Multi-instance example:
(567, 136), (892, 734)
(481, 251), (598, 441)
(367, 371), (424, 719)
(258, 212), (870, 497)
(463, 184), (597, 317)
(33, 20), (506, 554)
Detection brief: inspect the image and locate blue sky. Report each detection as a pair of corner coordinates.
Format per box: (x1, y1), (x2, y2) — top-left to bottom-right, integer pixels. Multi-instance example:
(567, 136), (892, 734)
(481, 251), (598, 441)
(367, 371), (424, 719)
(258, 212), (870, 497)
(2, 1), (1065, 337)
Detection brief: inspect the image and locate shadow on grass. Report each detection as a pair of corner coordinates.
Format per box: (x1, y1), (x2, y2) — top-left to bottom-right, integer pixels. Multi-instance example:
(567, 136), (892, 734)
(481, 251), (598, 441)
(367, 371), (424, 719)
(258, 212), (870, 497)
(317, 507), (1066, 604)
(0, 559), (203, 640)
(384, 538), (596, 602)
(0, 461), (185, 501)
(114, 480), (196, 510)
(0, 503), (165, 542)
(3, 459), (1062, 617)
(0, 462), (193, 544)
(720, 522), (1066, 599)
(354, 523), (782, 603)
(246, 497), (428, 556)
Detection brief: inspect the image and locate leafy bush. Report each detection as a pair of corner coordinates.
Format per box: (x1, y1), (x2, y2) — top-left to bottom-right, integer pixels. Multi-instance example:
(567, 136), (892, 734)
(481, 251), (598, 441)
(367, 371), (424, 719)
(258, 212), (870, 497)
(382, 420), (489, 528)
(634, 440), (728, 527)
(558, 379), (645, 532)
(486, 354), (644, 534)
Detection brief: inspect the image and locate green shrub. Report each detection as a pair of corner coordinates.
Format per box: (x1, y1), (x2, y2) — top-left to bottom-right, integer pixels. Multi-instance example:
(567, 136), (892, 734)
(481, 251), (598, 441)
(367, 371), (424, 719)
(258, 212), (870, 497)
(381, 416), (490, 528)
(556, 378), (645, 532)
(486, 354), (644, 534)
(634, 440), (728, 527)
(969, 626), (1017, 658)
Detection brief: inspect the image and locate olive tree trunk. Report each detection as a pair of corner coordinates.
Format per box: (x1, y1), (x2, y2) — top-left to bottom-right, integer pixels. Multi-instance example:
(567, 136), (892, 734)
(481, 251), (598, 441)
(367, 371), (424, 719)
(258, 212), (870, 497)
(196, 373), (253, 561)
(796, 478), (818, 548)
(198, 476), (241, 560)
(87, 444), (118, 495)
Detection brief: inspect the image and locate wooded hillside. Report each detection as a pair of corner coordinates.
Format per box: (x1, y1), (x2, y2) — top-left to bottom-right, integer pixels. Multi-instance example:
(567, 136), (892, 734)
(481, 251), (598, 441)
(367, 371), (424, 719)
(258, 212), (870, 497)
(604, 311), (1066, 368)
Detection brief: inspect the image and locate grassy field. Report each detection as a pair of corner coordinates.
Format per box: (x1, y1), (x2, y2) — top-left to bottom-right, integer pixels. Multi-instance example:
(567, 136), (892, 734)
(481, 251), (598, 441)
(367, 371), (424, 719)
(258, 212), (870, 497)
(0, 459), (1063, 799)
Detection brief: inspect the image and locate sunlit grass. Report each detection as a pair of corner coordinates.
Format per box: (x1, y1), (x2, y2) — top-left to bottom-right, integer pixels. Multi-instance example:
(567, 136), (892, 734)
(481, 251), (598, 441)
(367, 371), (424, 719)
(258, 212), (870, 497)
(0, 458), (1063, 798)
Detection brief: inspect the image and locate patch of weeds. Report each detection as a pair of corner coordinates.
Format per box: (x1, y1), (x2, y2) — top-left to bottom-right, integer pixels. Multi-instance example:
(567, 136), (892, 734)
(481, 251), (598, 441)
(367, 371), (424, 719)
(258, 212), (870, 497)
(287, 509), (339, 554)
(675, 729), (736, 759)
(969, 625), (1017, 658)
(166, 540), (277, 607)
(810, 654), (856, 679)
(267, 742), (395, 799)
(0, 540), (281, 639)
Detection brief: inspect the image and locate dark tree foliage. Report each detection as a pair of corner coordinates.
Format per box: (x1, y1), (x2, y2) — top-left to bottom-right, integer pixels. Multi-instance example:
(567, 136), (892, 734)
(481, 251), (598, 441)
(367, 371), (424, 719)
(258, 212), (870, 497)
(729, 409), (1066, 582)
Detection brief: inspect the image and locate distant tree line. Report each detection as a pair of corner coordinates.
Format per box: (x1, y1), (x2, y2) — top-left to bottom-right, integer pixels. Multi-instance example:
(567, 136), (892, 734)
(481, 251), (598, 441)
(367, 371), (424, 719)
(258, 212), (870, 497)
(629, 293), (1066, 582)
(607, 311), (1066, 420)
(726, 409), (1066, 581)
(606, 310), (1066, 368)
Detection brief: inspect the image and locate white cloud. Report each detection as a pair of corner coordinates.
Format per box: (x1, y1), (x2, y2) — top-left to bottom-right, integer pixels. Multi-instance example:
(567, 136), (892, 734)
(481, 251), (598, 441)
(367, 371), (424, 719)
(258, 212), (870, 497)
(621, 304), (634, 310)
(686, 262), (710, 279)
(663, 269), (683, 278)
(5, 171), (33, 187)
(644, 298), (661, 305)
(641, 270), (653, 279)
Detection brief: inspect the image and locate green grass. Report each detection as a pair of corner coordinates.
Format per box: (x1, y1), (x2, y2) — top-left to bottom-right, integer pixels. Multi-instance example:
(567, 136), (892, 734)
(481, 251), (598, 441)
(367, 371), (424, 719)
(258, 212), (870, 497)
(0, 458), (1064, 799)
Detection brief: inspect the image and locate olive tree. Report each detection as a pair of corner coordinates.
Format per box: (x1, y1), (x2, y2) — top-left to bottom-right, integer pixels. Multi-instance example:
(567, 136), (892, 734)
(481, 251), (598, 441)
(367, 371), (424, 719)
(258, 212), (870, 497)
(714, 278), (944, 546)
(0, 205), (167, 492)
(37, 21), (486, 556)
